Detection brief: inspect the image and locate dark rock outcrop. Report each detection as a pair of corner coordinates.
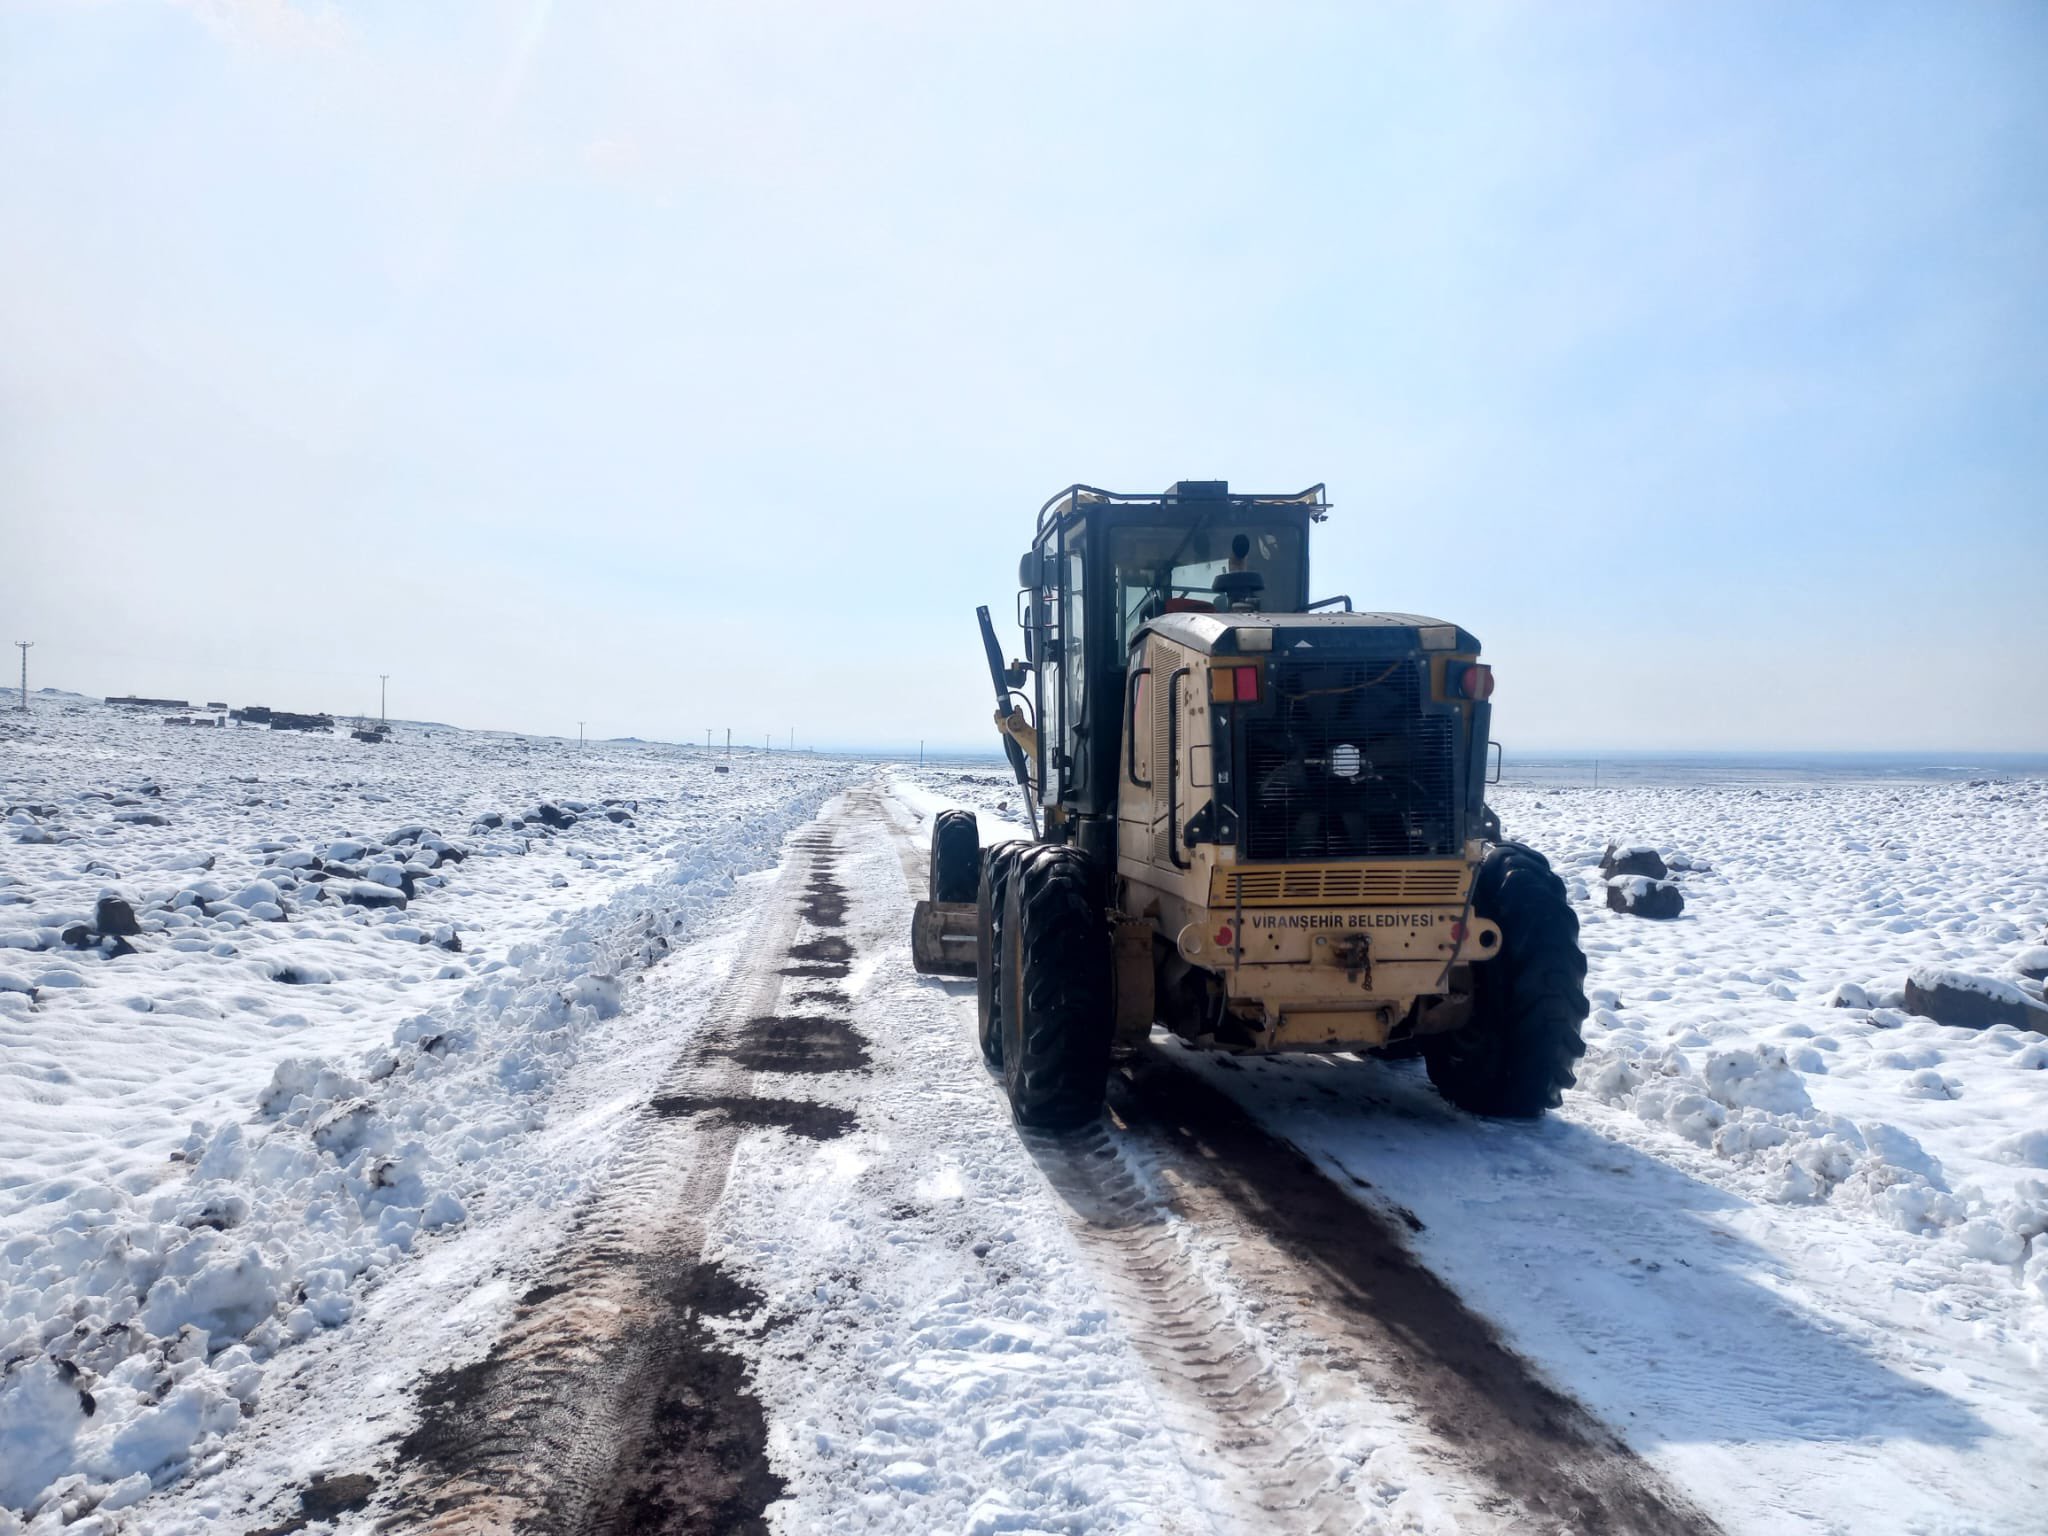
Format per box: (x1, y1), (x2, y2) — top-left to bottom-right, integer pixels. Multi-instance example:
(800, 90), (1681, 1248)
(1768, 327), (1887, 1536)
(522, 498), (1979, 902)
(1606, 877), (1685, 920)
(1600, 843), (1668, 881)
(96, 896), (141, 937)
(1903, 968), (2048, 1034)
(336, 881), (408, 910)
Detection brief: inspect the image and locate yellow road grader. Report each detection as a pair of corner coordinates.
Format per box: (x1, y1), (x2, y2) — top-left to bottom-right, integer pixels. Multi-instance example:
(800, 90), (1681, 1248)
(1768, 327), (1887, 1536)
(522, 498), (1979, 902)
(913, 481), (1588, 1129)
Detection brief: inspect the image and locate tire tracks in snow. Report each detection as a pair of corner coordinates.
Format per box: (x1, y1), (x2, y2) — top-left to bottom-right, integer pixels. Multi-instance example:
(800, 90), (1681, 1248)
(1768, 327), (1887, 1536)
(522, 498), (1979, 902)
(885, 793), (1718, 1536)
(1022, 1121), (1372, 1533)
(1099, 1055), (1721, 1535)
(373, 811), (861, 1534)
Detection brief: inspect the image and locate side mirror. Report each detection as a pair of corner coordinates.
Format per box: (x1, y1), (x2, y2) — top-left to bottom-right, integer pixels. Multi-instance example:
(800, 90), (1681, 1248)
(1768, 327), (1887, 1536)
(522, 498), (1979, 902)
(1018, 549), (1059, 590)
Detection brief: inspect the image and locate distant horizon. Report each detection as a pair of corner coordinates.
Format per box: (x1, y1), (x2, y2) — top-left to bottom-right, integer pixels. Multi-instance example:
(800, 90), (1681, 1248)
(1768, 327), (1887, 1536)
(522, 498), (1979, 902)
(16, 684), (2048, 766)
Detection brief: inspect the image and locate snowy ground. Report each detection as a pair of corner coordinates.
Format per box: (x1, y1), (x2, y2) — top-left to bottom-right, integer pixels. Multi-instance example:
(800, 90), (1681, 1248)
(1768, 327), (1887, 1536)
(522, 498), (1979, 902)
(4, 706), (2045, 1533)
(0, 699), (853, 1528)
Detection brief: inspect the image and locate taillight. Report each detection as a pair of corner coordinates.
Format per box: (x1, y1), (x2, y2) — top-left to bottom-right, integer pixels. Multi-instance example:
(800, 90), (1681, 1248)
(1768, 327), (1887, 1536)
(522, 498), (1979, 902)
(1209, 664), (1262, 703)
(1457, 663), (1494, 701)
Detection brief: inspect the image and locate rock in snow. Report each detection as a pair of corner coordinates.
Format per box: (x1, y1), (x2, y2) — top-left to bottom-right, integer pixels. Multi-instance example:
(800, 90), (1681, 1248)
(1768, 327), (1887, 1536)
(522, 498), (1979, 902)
(335, 880), (407, 910)
(1606, 875), (1686, 920)
(95, 895), (141, 936)
(1601, 842), (1669, 880)
(1903, 966), (2048, 1034)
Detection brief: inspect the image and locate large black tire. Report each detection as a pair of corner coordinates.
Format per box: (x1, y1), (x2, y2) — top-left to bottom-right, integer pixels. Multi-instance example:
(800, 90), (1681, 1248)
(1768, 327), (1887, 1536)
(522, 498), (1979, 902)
(975, 840), (1026, 1071)
(929, 809), (980, 903)
(1423, 842), (1589, 1117)
(1000, 845), (1113, 1129)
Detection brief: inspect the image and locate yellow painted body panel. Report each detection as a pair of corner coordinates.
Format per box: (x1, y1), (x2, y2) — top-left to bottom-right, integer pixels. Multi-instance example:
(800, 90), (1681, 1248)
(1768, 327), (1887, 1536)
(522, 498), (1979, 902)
(1112, 636), (1498, 1052)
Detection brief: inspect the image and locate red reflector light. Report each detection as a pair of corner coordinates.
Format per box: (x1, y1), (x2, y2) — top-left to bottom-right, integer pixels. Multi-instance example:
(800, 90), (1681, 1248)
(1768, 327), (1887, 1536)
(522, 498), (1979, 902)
(1210, 664), (1261, 704)
(1459, 663), (1495, 701)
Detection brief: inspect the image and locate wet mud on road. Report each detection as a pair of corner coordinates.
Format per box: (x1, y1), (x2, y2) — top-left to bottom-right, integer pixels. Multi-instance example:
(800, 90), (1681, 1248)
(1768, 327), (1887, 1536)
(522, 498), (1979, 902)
(370, 823), (861, 1534)
(1100, 1050), (1725, 1536)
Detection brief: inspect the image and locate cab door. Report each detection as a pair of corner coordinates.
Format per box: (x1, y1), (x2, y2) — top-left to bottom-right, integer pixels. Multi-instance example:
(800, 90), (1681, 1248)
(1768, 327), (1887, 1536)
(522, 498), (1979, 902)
(1117, 638), (1156, 864)
(1028, 525), (1094, 812)
(1116, 631), (1188, 872)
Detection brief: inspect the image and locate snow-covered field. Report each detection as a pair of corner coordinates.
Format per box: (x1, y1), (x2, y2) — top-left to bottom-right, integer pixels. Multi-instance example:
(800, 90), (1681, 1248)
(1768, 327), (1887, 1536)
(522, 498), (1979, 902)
(0, 698), (854, 1527)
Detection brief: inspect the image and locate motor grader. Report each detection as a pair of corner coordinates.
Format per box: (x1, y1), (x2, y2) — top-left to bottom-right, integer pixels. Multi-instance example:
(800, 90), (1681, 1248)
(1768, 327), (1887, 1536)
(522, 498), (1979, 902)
(913, 480), (1588, 1130)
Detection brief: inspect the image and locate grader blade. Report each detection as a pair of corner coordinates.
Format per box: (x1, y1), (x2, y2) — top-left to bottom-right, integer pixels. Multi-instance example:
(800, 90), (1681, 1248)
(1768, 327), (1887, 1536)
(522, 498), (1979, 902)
(911, 899), (978, 976)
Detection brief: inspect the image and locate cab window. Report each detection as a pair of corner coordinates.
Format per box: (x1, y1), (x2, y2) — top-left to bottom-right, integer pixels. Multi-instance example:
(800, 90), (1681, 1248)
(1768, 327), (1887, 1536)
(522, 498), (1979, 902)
(1109, 523), (1304, 652)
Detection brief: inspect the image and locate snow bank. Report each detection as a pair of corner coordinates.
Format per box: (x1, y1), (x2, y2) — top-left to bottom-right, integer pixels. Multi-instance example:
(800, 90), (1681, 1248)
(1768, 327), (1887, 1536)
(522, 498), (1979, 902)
(1585, 1040), (1982, 1230)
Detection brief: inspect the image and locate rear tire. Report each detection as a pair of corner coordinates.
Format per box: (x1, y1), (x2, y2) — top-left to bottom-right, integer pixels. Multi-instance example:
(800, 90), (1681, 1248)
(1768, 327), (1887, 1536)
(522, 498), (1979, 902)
(930, 809), (980, 903)
(975, 841), (1026, 1071)
(1000, 846), (1112, 1129)
(1423, 842), (1588, 1117)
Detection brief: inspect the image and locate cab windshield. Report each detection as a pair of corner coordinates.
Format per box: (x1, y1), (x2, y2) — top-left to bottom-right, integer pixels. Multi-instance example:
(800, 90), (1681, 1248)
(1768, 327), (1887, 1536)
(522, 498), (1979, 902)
(1108, 523), (1305, 652)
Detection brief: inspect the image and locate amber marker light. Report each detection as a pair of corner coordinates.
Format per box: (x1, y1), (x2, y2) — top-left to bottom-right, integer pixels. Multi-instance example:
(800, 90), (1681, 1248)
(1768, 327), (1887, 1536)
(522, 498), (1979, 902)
(1209, 664), (1262, 703)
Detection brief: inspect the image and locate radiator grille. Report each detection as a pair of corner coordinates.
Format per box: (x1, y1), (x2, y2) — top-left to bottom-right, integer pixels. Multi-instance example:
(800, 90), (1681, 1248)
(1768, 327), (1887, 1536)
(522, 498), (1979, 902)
(1242, 658), (1457, 860)
(1210, 862), (1470, 907)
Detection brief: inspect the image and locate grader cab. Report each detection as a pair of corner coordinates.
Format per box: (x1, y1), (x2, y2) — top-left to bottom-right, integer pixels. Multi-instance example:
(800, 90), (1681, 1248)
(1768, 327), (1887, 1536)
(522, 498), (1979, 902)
(913, 480), (1589, 1130)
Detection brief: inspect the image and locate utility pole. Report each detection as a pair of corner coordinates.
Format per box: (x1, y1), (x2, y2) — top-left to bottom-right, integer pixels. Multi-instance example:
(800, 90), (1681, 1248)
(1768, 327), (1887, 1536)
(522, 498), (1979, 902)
(919, 739), (924, 767)
(12, 642), (29, 712)
(578, 721), (586, 751)
(788, 727), (794, 751)
(705, 729), (711, 750)
(379, 674), (389, 725)
(725, 727), (731, 759)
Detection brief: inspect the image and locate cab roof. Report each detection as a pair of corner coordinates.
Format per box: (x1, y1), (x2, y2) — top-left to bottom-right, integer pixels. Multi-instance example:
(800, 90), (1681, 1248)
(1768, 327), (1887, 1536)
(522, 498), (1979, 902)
(1037, 481), (1328, 538)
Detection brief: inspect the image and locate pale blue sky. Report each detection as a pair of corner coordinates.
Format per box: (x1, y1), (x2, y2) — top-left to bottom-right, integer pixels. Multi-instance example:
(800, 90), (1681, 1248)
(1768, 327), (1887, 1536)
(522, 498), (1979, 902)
(3, 1), (2043, 749)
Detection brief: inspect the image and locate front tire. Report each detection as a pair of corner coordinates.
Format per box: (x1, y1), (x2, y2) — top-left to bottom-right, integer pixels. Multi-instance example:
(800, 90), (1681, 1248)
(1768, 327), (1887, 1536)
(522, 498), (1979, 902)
(929, 809), (980, 903)
(975, 841), (1026, 1070)
(1000, 846), (1112, 1129)
(1423, 842), (1588, 1117)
